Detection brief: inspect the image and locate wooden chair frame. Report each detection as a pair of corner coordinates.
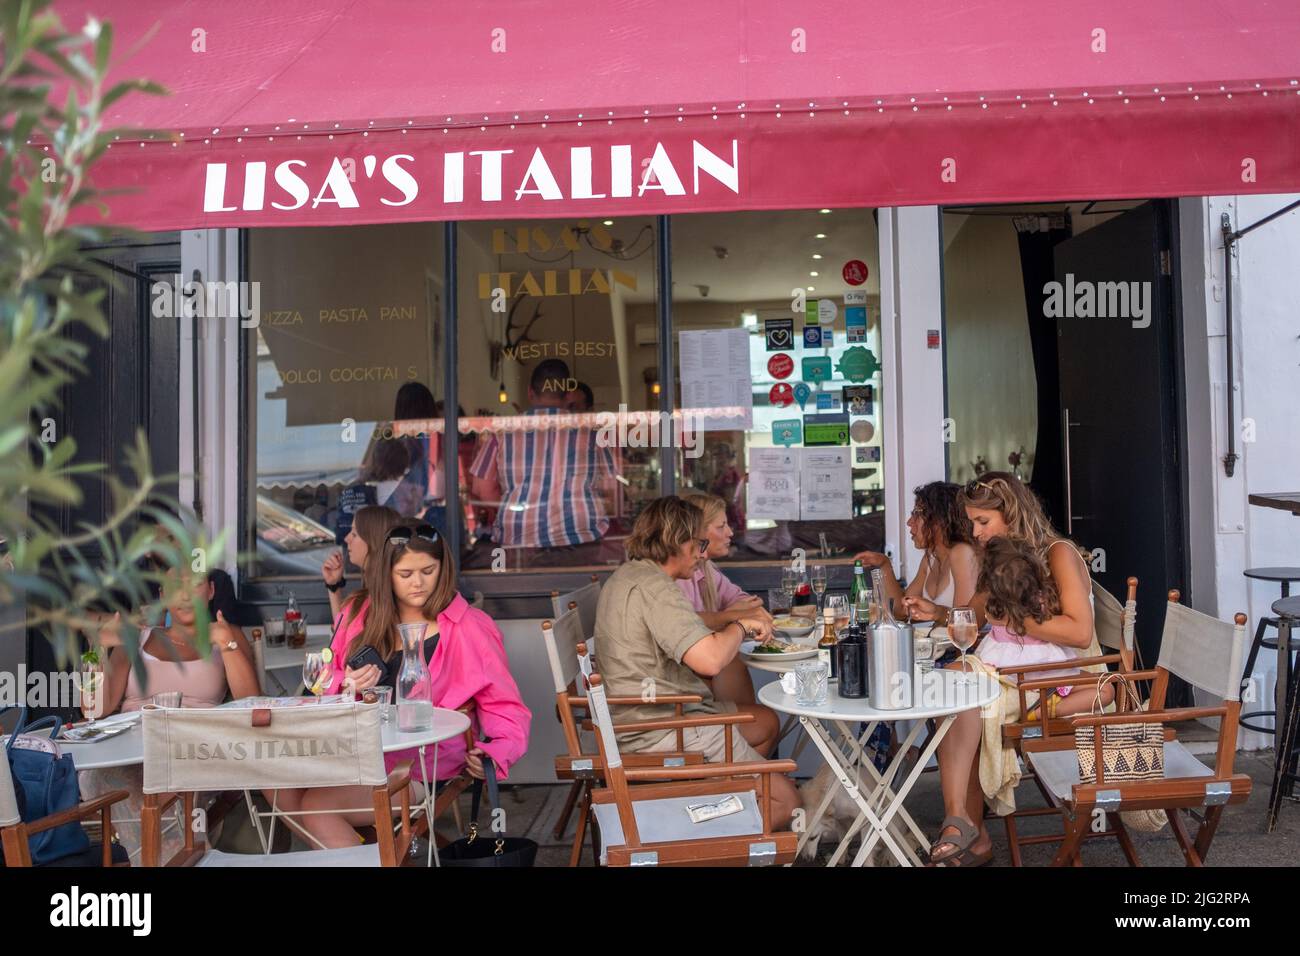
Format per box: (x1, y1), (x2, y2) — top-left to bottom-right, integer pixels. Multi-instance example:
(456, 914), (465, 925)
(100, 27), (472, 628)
(541, 615), (705, 866)
(584, 671), (798, 867)
(1, 789), (132, 867)
(993, 577), (1140, 863)
(1011, 590), (1251, 866)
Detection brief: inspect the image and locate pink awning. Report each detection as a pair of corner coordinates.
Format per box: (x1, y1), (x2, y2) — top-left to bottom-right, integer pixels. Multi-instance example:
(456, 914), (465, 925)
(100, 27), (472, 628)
(56, 0), (1300, 229)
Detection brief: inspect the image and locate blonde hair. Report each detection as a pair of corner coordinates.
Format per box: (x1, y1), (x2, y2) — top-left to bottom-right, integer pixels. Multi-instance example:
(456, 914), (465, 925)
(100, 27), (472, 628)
(681, 491), (727, 612)
(625, 497), (702, 565)
(958, 471), (1069, 557)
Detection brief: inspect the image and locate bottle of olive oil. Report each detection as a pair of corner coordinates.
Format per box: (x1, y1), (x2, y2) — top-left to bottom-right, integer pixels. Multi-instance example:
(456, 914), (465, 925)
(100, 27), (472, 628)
(818, 608), (839, 681)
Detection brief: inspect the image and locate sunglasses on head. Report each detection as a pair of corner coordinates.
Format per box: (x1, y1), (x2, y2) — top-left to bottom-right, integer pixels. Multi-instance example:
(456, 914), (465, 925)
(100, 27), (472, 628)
(964, 479), (1000, 496)
(386, 524), (440, 547)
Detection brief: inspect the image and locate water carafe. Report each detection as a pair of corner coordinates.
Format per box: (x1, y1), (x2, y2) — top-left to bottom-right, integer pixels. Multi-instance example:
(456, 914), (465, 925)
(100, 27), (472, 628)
(396, 621), (434, 732)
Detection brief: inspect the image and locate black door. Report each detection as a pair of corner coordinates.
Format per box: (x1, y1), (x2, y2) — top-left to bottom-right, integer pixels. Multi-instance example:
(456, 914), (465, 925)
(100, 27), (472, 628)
(25, 237), (182, 719)
(1054, 202), (1184, 674)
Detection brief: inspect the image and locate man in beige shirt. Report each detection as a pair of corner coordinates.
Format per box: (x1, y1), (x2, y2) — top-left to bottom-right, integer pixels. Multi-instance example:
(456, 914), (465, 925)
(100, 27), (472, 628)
(593, 496), (798, 827)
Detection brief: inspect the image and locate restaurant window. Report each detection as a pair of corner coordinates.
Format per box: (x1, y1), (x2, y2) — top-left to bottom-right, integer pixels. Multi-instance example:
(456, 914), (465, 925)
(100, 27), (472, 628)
(669, 209), (885, 564)
(244, 223), (446, 580)
(457, 216), (661, 574)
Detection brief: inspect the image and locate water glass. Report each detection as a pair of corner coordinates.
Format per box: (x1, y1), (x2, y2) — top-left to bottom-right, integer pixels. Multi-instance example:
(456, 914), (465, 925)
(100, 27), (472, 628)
(827, 594), (850, 634)
(151, 691), (183, 708)
(767, 588), (792, 617)
(362, 685), (394, 721)
(914, 628), (936, 675)
(794, 659), (829, 707)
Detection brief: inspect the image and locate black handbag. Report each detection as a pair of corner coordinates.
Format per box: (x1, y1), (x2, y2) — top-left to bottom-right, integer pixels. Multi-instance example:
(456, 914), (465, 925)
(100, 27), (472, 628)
(440, 754), (537, 868)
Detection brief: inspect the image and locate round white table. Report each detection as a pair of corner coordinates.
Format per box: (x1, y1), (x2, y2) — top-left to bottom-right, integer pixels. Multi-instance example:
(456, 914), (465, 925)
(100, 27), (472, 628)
(65, 704), (471, 867)
(65, 706), (469, 770)
(759, 668), (999, 867)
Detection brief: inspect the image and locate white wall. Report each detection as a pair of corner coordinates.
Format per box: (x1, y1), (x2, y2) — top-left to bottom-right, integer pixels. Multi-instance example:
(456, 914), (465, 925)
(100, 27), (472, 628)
(941, 214), (1038, 485)
(1181, 194), (1300, 748)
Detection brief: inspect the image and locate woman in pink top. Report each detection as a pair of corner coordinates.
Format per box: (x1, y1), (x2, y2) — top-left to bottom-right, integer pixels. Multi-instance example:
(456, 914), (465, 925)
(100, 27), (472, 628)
(288, 519), (531, 850)
(677, 492), (772, 707)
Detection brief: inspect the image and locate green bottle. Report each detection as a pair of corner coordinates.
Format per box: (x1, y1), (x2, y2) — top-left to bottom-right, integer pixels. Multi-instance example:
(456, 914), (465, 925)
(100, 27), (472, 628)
(850, 560), (868, 620)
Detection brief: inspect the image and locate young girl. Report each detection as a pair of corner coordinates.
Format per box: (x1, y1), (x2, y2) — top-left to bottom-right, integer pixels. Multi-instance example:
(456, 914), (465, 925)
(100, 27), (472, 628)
(975, 536), (1079, 700)
(285, 520), (531, 849)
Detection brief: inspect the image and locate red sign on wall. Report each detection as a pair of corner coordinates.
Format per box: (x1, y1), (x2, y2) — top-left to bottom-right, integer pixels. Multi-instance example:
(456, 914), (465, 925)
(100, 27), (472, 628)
(769, 383), (794, 406)
(842, 260), (869, 286)
(767, 353), (794, 379)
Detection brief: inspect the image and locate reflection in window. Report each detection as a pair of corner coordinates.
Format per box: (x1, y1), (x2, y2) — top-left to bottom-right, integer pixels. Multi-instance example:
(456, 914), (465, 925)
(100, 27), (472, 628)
(670, 209), (884, 563)
(246, 224), (445, 578)
(457, 218), (660, 572)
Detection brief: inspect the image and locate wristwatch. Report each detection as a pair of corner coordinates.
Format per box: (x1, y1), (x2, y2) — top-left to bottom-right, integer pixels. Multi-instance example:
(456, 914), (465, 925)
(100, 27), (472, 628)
(325, 576), (347, 593)
(220, 639), (239, 653)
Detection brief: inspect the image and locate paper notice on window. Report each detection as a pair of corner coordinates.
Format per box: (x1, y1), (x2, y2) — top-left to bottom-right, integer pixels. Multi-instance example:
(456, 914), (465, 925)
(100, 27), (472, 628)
(800, 448), (852, 520)
(679, 328), (753, 431)
(746, 448), (800, 521)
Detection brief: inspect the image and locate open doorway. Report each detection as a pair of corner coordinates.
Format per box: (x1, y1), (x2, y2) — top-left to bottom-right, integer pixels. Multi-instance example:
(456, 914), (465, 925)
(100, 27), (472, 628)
(941, 200), (1187, 672)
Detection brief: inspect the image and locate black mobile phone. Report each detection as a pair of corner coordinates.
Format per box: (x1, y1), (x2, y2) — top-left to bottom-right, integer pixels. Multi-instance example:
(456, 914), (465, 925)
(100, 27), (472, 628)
(347, 645), (387, 673)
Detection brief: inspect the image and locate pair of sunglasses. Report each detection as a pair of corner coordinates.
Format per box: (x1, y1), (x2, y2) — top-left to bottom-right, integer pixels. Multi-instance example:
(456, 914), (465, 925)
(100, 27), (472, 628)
(386, 524), (440, 547)
(964, 478), (1001, 495)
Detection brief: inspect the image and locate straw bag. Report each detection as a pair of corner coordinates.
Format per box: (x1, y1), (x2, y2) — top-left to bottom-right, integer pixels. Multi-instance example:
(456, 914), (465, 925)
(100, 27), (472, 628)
(1074, 674), (1167, 832)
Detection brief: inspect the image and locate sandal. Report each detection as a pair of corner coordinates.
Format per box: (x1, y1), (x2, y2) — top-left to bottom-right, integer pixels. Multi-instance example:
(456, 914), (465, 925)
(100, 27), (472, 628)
(927, 815), (978, 865)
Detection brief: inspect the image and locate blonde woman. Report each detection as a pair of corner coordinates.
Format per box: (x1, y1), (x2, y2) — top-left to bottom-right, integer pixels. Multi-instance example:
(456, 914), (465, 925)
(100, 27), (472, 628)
(677, 491), (772, 705)
(910, 472), (1107, 866)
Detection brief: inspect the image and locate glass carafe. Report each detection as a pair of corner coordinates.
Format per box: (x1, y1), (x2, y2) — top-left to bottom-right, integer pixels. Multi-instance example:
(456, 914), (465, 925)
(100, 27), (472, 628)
(396, 621), (434, 732)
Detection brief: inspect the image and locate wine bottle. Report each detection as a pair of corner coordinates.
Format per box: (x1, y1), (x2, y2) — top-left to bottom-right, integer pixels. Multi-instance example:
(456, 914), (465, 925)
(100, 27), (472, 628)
(818, 608), (839, 680)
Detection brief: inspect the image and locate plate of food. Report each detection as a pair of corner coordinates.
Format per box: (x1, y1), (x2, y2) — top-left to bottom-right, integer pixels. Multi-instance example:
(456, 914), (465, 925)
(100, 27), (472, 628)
(770, 616), (818, 638)
(740, 638), (819, 662)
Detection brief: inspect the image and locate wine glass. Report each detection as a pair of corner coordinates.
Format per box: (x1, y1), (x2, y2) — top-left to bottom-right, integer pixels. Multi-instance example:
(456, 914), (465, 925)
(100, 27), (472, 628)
(949, 607), (978, 686)
(827, 594), (850, 635)
(302, 652), (326, 696)
(810, 565), (827, 614)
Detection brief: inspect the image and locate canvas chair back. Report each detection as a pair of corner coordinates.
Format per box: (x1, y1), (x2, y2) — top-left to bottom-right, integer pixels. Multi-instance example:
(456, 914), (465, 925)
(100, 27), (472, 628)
(582, 673), (623, 772)
(1092, 576), (1137, 668)
(553, 579), (600, 640)
(0, 752), (20, 827)
(541, 608), (585, 695)
(142, 702), (387, 794)
(1156, 595), (1247, 704)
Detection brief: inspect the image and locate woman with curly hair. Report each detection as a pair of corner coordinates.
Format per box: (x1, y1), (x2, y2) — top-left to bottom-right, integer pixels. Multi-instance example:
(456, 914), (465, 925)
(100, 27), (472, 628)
(906, 472), (1107, 868)
(853, 481), (979, 621)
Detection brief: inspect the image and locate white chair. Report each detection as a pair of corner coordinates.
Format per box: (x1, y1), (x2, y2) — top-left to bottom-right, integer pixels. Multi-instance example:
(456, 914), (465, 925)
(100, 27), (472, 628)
(541, 609), (705, 866)
(1017, 591), (1252, 866)
(552, 576), (601, 645)
(583, 670), (797, 867)
(140, 701), (413, 867)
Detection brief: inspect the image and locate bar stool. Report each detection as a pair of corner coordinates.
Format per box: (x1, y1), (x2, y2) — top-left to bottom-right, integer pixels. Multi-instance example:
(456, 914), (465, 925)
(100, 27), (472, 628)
(1239, 567), (1300, 736)
(1266, 595), (1300, 831)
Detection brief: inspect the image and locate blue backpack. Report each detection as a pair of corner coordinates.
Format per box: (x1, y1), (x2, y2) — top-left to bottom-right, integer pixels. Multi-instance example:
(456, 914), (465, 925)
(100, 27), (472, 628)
(4, 707), (89, 865)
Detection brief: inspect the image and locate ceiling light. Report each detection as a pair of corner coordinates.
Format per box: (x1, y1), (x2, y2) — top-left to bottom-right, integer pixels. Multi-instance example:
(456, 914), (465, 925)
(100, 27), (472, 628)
(819, 208), (832, 214)
(812, 254), (823, 260)
(807, 286), (816, 291)
(603, 220), (613, 226)
(809, 271), (819, 277)
(815, 233), (827, 239)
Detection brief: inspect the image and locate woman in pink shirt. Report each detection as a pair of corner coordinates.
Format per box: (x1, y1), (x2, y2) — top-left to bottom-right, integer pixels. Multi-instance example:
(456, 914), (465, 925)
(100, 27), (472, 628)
(678, 492), (772, 707)
(289, 519), (531, 849)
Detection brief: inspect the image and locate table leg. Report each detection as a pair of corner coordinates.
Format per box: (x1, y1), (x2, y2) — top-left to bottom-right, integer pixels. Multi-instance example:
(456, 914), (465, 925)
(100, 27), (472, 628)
(851, 715), (956, 867)
(801, 717), (912, 867)
(1278, 619), (1292, 755)
(830, 719), (929, 858)
(794, 717), (847, 859)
